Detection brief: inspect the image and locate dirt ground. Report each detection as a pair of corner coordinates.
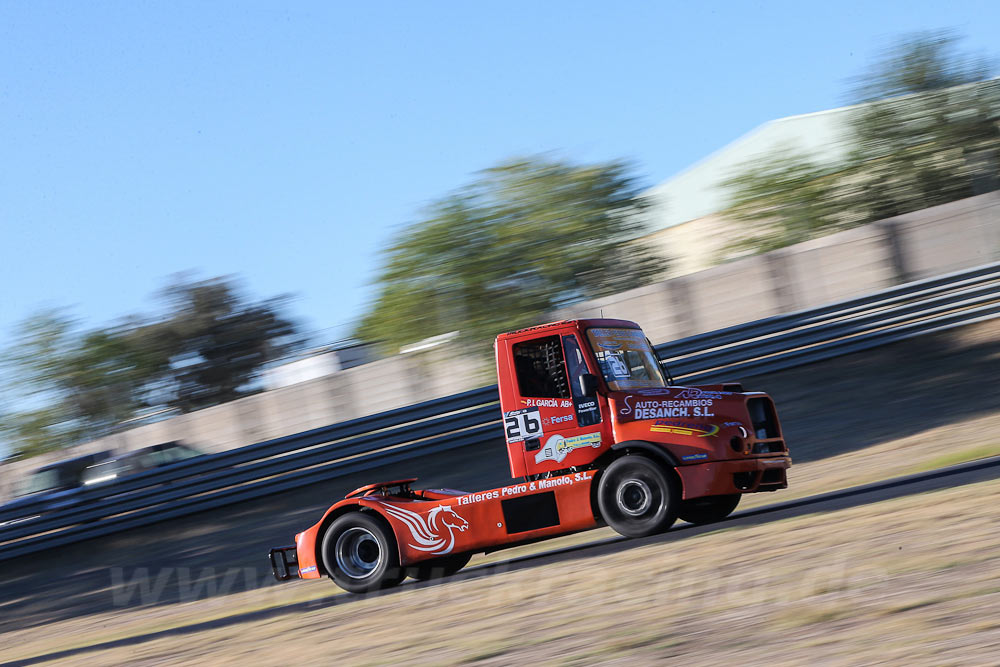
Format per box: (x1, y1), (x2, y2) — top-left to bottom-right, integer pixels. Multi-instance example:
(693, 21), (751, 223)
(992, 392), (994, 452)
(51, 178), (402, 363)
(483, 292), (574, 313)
(1, 319), (999, 664)
(4, 471), (1000, 666)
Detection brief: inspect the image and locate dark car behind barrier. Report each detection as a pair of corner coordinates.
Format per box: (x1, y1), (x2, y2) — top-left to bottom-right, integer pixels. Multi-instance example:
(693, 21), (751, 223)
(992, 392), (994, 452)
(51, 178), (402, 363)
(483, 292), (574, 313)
(0, 442), (203, 528)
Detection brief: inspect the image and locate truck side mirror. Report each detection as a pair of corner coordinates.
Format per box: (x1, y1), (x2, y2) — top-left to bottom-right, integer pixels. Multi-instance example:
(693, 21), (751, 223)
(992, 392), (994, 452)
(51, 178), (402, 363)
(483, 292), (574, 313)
(578, 373), (599, 397)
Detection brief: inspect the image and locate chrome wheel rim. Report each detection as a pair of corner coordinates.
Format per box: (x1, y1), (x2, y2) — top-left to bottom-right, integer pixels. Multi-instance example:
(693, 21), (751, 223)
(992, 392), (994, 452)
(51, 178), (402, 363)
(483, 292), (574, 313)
(618, 479), (652, 516)
(335, 527), (383, 579)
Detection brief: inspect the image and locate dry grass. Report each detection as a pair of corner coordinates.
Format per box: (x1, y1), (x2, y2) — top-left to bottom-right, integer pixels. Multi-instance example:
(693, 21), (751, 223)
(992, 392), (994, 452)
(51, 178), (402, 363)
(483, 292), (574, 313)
(4, 475), (1000, 666)
(741, 414), (1000, 511)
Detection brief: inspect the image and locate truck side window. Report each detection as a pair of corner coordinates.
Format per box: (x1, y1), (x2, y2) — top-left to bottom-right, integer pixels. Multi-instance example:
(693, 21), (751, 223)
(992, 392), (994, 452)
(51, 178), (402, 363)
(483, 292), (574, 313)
(512, 336), (570, 398)
(563, 335), (602, 426)
(562, 335), (588, 394)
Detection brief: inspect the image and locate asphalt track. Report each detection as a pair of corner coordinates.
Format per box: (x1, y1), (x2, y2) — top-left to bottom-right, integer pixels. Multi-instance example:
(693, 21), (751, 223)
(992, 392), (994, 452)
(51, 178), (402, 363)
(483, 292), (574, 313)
(9, 454), (1000, 667)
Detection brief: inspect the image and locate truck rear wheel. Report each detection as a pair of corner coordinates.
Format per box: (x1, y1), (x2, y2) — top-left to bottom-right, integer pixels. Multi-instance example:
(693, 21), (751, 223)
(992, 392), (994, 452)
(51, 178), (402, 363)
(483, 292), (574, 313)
(406, 552), (472, 581)
(321, 512), (405, 594)
(677, 494), (741, 525)
(598, 456), (679, 538)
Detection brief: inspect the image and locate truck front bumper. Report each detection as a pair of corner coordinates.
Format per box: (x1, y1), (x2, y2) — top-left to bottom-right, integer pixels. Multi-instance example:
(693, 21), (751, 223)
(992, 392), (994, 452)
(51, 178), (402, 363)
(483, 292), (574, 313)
(269, 545), (300, 581)
(676, 455), (791, 499)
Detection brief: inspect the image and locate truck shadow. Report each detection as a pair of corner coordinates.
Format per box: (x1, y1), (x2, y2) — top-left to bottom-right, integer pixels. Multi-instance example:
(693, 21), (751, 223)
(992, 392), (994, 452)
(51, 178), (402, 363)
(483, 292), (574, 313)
(7, 458), (999, 667)
(0, 442), (514, 636)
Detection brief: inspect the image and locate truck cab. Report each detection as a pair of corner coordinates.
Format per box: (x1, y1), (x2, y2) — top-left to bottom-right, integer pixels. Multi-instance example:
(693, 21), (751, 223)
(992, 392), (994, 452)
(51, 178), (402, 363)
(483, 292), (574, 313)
(496, 318), (789, 499)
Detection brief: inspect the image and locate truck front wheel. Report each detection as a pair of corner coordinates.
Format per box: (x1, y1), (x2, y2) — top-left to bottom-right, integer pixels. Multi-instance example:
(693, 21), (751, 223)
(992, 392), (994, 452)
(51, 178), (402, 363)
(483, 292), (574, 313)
(321, 512), (405, 594)
(677, 494), (741, 525)
(598, 456), (679, 538)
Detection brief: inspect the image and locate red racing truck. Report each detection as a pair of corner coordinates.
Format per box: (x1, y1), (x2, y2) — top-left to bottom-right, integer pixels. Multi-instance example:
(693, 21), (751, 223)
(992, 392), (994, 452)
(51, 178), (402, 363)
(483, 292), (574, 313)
(270, 319), (791, 592)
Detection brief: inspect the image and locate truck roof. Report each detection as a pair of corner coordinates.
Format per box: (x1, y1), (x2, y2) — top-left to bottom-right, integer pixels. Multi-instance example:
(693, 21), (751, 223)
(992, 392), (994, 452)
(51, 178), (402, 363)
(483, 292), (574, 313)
(497, 318), (640, 341)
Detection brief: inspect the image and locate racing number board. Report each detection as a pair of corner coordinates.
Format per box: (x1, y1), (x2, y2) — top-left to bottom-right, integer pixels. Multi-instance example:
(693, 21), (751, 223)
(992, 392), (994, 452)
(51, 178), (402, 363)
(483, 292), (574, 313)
(503, 407), (542, 443)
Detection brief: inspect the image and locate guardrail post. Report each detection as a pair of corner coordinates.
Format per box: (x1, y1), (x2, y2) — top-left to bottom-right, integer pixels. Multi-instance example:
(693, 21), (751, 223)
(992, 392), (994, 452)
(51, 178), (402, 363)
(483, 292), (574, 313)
(766, 250), (799, 313)
(668, 275), (699, 337)
(981, 190), (1000, 263)
(0, 460), (14, 504)
(876, 218), (911, 285)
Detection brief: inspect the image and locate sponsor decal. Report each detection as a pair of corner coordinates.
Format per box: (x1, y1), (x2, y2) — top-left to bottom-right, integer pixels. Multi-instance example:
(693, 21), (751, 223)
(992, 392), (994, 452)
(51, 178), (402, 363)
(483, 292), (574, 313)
(381, 504), (470, 555)
(620, 395), (716, 419)
(504, 407), (542, 443)
(458, 489), (501, 505)
(649, 420), (720, 438)
(674, 388), (733, 400)
(543, 413), (574, 426)
(573, 396), (601, 427)
(589, 328), (644, 341)
(602, 352), (629, 378)
(299, 565), (317, 575)
(535, 472), (591, 488)
(456, 471), (595, 506)
(682, 453), (709, 461)
(622, 386), (734, 401)
(523, 398), (573, 408)
(534, 432), (602, 464)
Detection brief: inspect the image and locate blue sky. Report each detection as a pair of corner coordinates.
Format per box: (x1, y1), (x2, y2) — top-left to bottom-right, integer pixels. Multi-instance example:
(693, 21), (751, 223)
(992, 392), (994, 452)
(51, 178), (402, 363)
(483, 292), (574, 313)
(2, 0), (998, 351)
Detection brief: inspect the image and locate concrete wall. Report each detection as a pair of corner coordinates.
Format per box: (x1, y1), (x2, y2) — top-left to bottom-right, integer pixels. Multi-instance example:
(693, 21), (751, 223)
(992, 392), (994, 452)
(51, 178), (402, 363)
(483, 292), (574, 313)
(112, 347), (490, 456)
(642, 212), (734, 278)
(780, 224), (898, 308)
(1, 192), (997, 500)
(890, 193), (1000, 280)
(0, 344), (491, 500)
(560, 191), (999, 337)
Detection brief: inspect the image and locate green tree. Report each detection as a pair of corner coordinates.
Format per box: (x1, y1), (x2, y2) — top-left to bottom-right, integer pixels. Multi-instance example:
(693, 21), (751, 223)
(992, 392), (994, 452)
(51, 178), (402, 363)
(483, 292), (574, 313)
(844, 79), (1000, 222)
(358, 156), (663, 354)
(157, 276), (302, 411)
(719, 145), (847, 253)
(0, 310), (159, 455)
(848, 31), (994, 103)
(0, 405), (80, 458)
(1, 277), (301, 457)
(0, 314), (83, 457)
(842, 30), (999, 221)
(720, 31), (999, 253)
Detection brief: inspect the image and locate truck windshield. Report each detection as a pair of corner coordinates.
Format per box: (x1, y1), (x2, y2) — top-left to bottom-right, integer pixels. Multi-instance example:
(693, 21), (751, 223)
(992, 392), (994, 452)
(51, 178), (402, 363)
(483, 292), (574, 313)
(585, 327), (668, 391)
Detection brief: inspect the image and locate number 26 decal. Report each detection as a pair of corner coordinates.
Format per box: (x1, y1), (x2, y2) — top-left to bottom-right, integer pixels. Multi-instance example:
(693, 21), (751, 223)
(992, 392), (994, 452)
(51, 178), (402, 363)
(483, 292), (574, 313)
(503, 407), (542, 443)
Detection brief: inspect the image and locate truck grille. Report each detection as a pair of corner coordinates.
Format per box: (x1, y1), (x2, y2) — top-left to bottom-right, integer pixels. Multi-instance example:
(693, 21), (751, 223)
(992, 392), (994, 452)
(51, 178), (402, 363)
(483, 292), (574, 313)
(747, 397), (780, 440)
(752, 441), (786, 454)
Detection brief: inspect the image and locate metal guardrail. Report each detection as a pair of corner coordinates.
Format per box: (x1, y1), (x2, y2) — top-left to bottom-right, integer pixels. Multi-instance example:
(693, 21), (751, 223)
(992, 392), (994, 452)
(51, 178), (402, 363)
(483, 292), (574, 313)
(658, 261), (1000, 380)
(1, 262), (998, 561)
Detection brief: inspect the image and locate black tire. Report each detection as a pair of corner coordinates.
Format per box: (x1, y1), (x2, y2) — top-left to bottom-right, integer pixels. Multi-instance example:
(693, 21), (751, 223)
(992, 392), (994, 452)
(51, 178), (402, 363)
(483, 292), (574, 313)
(677, 494), (741, 525)
(406, 552), (473, 581)
(597, 455), (679, 538)
(321, 512), (405, 594)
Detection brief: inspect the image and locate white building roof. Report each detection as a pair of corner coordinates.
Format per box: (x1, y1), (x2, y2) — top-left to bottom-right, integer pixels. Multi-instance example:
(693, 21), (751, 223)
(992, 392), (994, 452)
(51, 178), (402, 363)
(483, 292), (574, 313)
(645, 104), (862, 230)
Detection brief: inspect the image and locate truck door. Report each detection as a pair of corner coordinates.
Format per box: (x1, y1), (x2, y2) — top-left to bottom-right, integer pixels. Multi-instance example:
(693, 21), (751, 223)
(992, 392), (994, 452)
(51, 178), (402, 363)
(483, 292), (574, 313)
(506, 334), (606, 476)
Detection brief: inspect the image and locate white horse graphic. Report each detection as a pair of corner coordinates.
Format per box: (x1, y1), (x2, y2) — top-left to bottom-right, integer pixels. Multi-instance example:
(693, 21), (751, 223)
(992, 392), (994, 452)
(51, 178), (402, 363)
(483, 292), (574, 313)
(381, 504), (470, 555)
